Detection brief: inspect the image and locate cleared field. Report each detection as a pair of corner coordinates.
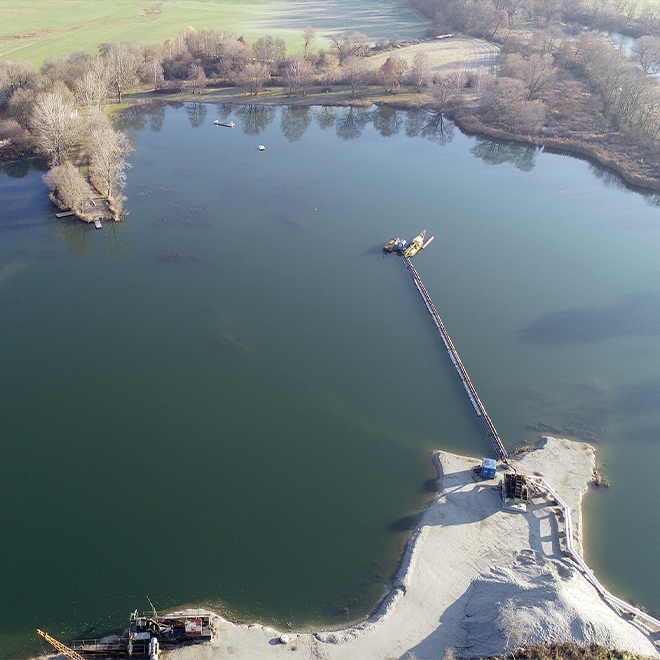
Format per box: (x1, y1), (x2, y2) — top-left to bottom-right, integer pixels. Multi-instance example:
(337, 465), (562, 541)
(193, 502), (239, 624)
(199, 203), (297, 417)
(249, 0), (431, 43)
(369, 37), (500, 75)
(0, 0), (272, 65)
(0, 0), (431, 66)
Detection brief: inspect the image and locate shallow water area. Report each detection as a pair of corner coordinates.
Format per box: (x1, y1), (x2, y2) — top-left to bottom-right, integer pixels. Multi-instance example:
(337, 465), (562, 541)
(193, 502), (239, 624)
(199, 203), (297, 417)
(1, 104), (660, 658)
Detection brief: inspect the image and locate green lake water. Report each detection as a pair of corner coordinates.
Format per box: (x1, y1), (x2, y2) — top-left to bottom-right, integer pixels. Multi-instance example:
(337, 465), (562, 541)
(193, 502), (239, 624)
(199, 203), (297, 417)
(2, 103), (660, 657)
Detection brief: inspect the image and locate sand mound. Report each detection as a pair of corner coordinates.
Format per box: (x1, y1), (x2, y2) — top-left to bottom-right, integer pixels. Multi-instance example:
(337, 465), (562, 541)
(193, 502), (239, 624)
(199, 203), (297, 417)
(134, 438), (660, 659)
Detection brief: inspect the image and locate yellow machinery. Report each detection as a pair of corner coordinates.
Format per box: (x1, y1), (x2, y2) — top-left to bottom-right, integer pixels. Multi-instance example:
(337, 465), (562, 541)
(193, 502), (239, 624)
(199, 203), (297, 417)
(36, 629), (86, 660)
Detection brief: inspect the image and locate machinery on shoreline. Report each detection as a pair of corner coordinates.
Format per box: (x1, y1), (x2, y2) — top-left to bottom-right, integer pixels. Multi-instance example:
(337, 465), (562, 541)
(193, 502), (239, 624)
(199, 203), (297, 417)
(37, 607), (214, 659)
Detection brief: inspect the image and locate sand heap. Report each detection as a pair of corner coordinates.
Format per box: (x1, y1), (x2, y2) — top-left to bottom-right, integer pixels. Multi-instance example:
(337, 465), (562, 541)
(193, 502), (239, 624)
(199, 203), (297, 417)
(157, 438), (660, 659)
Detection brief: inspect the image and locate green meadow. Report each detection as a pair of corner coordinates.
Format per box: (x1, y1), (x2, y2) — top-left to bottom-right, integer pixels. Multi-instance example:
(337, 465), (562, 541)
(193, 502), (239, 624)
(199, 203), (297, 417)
(0, 0), (276, 64)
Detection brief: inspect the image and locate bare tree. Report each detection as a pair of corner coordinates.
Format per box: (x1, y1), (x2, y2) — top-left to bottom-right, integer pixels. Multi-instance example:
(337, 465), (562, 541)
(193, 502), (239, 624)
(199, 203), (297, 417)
(75, 57), (108, 110)
(218, 38), (252, 78)
(7, 87), (37, 129)
(253, 35), (286, 70)
(330, 32), (370, 62)
(502, 52), (556, 100)
(0, 60), (37, 96)
(29, 91), (80, 165)
(253, 35), (276, 64)
(240, 62), (270, 95)
(342, 56), (371, 97)
(429, 75), (456, 107)
(318, 53), (341, 90)
(103, 42), (141, 103)
(303, 26), (316, 56)
(633, 35), (660, 74)
(468, 65), (492, 98)
(409, 52), (432, 92)
(147, 56), (164, 90)
(479, 76), (526, 124)
(86, 111), (133, 203)
(285, 56), (314, 96)
(188, 62), (207, 93)
(43, 162), (89, 214)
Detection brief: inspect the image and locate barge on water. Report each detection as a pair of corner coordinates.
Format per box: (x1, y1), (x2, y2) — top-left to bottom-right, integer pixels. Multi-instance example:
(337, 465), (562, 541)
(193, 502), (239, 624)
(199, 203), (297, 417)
(383, 230), (434, 257)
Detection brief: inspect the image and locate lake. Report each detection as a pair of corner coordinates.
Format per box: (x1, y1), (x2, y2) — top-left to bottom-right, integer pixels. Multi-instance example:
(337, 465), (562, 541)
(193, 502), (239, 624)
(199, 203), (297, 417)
(1, 103), (660, 658)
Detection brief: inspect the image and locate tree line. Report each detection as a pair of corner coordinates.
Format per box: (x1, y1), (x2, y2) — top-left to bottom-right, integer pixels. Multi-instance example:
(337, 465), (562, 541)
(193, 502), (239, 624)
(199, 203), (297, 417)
(3, 13), (660, 199)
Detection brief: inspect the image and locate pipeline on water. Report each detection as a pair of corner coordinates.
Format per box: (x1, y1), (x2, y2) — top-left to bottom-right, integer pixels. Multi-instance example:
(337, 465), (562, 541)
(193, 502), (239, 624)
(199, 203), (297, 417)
(402, 256), (508, 462)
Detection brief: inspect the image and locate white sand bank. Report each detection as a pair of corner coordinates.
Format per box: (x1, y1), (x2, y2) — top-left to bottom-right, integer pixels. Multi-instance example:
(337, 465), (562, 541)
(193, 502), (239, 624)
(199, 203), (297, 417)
(167, 437), (658, 660)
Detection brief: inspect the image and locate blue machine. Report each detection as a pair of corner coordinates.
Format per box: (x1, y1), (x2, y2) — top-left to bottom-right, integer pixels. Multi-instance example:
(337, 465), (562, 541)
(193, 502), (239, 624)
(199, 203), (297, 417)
(481, 458), (497, 479)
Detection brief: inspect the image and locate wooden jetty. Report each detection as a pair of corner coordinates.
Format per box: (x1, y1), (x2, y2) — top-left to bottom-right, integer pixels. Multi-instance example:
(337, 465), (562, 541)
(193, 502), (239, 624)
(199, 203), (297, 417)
(403, 255), (509, 461)
(55, 211), (76, 218)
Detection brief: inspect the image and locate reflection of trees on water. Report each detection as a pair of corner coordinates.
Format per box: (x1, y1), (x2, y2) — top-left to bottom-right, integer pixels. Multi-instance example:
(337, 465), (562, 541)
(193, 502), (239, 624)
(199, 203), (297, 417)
(281, 106), (312, 142)
(336, 107), (371, 141)
(186, 103), (207, 129)
(587, 163), (627, 190)
(148, 103), (166, 132)
(216, 103), (237, 121)
(103, 222), (133, 259)
(405, 107), (426, 138)
(419, 111), (454, 146)
(403, 108), (454, 145)
(314, 107), (337, 130)
(52, 220), (94, 258)
(372, 106), (403, 137)
(237, 105), (276, 135)
(0, 158), (47, 179)
(48, 218), (133, 259)
(115, 105), (148, 147)
(470, 139), (537, 172)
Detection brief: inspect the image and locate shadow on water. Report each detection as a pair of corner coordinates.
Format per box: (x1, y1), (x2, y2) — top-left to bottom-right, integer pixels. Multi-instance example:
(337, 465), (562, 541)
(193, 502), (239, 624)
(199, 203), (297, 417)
(519, 291), (660, 345)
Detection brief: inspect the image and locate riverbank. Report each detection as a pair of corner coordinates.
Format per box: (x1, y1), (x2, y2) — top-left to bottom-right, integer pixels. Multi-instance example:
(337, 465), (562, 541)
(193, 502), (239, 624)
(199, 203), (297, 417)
(155, 437), (658, 660)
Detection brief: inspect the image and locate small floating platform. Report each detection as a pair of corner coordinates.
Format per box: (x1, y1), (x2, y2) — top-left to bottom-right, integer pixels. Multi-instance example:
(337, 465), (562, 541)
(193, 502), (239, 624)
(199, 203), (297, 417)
(94, 219), (102, 229)
(55, 211), (75, 218)
(214, 120), (235, 128)
(383, 238), (397, 252)
(258, 145), (265, 151)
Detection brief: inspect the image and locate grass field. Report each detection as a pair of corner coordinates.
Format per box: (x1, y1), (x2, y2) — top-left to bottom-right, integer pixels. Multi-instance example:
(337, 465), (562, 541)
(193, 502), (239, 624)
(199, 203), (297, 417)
(0, 0), (273, 65)
(0, 0), (431, 66)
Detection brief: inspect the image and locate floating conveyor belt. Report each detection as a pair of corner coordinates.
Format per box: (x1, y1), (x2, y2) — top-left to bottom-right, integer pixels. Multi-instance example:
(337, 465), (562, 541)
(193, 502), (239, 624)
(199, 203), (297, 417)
(403, 256), (509, 461)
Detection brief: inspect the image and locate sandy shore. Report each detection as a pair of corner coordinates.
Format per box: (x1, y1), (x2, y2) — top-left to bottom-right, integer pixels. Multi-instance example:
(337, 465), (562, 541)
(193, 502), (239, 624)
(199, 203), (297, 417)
(164, 437), (659, 660)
